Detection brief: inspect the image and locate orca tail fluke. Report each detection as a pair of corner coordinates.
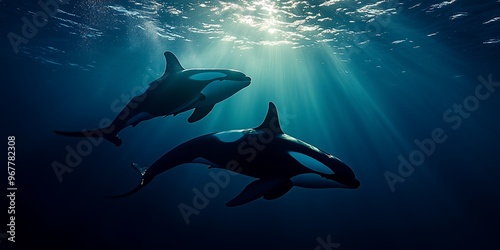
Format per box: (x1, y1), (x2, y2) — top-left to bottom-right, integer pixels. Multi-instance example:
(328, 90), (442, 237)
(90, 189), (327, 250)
(106, 163), (149, 198)
(54, 127), (122, 146)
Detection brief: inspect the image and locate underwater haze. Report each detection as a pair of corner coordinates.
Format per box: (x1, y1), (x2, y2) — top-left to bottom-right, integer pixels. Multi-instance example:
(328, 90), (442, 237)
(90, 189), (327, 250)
(1, 0), (500, 249)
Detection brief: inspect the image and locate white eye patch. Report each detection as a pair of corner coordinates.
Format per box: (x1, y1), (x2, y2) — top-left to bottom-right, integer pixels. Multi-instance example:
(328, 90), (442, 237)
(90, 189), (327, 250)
(188, 72), (227, 81)
(288, 151), (334, 175)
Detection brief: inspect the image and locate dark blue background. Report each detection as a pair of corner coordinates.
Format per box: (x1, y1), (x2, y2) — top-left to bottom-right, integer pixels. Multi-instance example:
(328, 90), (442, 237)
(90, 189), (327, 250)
(1, 0), (499, 249)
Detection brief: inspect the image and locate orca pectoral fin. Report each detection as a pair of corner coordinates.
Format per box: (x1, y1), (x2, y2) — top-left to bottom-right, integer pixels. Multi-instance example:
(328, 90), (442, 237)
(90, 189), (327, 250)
(172, 93), (206, 116)
(263, 179), (293, 200)
(188, 105), (214, 123)
(226, 178), (288, 207)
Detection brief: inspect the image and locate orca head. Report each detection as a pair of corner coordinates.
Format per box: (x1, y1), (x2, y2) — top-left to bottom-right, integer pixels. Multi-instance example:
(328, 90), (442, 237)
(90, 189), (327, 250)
(193, 69), (251, 105)
(319, 157), (360, 189)
(289, 151), (360, 189)
(161, 51), (251, 90)
(252, 102), (360, 190)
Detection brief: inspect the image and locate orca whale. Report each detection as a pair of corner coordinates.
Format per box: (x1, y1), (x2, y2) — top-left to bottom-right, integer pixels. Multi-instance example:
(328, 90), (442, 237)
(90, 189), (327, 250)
(113, 102), (360, 206)
(55, 51), (251, 146)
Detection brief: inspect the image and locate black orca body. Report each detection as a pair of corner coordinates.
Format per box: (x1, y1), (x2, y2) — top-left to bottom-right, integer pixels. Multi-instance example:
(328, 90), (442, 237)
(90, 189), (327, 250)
(55, 52), (251, 146)
(116, 102), (360, 206)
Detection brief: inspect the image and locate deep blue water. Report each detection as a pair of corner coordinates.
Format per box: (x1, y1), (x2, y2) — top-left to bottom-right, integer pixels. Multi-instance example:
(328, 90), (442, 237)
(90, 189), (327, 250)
(1, 0), (500, 249)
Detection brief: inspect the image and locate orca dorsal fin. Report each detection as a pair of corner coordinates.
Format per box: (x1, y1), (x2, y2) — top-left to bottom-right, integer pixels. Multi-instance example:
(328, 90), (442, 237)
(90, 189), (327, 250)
(163, 51), (184, 76)
(256, 102), (283, 134)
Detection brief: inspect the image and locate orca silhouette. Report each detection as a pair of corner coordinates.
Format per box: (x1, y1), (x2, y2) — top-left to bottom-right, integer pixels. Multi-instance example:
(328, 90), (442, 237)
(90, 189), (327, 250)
(113, 102), (360, 206)
(55, 51), (251, 146)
